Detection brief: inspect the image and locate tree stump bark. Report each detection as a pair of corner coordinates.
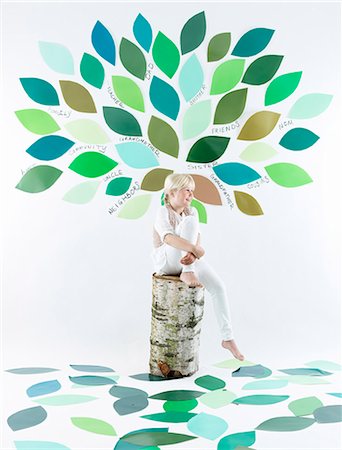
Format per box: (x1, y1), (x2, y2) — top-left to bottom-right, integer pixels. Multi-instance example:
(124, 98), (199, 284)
(149, 273), (205, 377)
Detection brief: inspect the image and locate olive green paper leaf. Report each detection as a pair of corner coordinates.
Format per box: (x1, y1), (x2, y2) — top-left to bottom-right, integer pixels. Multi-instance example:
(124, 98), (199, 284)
(214, 88), (248, 124)
(237, 111), (280, 140)
(59, 81), (97, 113)
(265, 163), (313, 187)
(112, 76), (145, 112)
(148, 116), (179, 157)
(120, 38), (146, 80)
(117, 194), (152, 219)
(181, 11), (206, 55)
(207, 33), (231, 62)
(234, 191), (264, 216)
(265, 72), (302, 106)
(69, 152), (118, 178)
(15, 109), (60, 135)
(71, 417), (117, 436)
(80, 53), (105, 89)
(141, 168), (173, 191)
(210, 59), (245, 95)
(186, 136), (229, 163)
(152, 32), (180, 78)
(16, 166), (62, 193)
(242, 55), (283, 85)
(103, 107), (142, 136)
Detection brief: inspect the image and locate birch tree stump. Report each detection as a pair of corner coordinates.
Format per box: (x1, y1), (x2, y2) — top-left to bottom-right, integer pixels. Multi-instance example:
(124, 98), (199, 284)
(149, 273), (205, 377)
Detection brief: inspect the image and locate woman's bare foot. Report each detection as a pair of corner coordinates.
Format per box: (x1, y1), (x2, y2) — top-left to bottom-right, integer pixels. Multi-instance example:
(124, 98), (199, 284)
(180, 271), (202, 287)
(222, 339), (244, 361)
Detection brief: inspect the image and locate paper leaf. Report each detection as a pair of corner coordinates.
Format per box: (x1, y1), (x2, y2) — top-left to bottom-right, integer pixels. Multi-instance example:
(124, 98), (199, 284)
(133, 14), (153, 52)
(214, 88), (248, 124)
(91, 21), (116, 65)
(122, 431), (196, 446)
(242, 55), (283, 85)
(238, 111), (280, 140)
(15, 109), (60, 135)
(179, 54), (204, 101)
(150, 390), (204, 401)
(232, 28), (274, 57)
(183, 100), (211, 140)
(59, 81), (96, 113)
(148, 116), (179, 158)
(163, 399), (198, 412)
(39, 41), (74, 74)
(71, 417), (117, 436)
(265, 72), (302, 106)
(313, 405), (342, 423)
(207, 33), (231, 62)
(141, 412), (196, 423)
(288, 93), (333, 119)
(240, 142), (277, 162)
(265, 162), (312, 187)
(63, 180), (100, 204)
(180, 11), (206, 55)
(234, 191), (264, 216)
(234, 395), (289, 405)
(152, 32), (180, 78)
(120, 38), (146, 80)
(69, 152), (117, 177)
(26, 136), (74, 160)
(16, 165), (62, 193)
(150, 76), (180, 120)
(8, 407), (47, 431)
(64, 119), (110, 144)
(279, 128), (320, 150)
(305, 360), (342, 371)
(288, 396), (323, 416)
(27, 380), (62, 398)
(191, 199), (207, 224)
(218, 431), (256, 450)
(256, 416), (315, 431)
(199, 389), (237, 408)
(70, 364), (115, 373)
(232, 364), (272, 378)
(103, 106), (142, 136)
(213, 163), (261, 186)
(14, 441), (71, 450)
(279, 368), (332, 376)
(34, 395), (97, 406)
(130, 373), (168, 382)
(191, 174), (222, 205)
(242, 380), (288, 390)
(109, 385), (148, 398)
(20, 78), (59, 105)
(115, 142), (159, 168)
(210, 59), (245, 95)
(194, 375), (226, 391)
(6, 367), (59, 374)
(187, 413), (228, 440)
(69, 375), (117, 386)
(114, 395), (149, 416)
(117, 194), (152, 219)
(187, 136), (229, 163)
(106, 177), (132, 196)
(214, 359), (255, 369)
(112, 76), (145, 112)
(80, 53), (105, 89)
(141, 168), (173, 191)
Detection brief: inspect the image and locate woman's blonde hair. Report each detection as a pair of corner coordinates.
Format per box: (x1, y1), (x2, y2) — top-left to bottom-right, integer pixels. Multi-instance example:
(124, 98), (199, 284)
(164, 173), (195, 205)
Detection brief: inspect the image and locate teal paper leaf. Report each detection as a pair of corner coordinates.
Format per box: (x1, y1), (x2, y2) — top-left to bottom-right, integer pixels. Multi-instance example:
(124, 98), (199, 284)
(232, 28), (275, 57)
(20, 78), (59, 105)
(213, 162), (261, 185)
(150, 76), (180, 120)
(256, 416), (315, 431)
(91, 21), (116, 65)
(80, 53), (105, 88)
(26, 136), (74, 160)
(70, 364), (115, 372)
(194, 375), (226, 391)
(133, 14), (153, 52)
(218, 431), (256, 450)
(279, 128), (320, 150)
(313, 405), (342, 423)
(106, 177), (132, 196)
(187, 413), (228, 440)
(181, 11), (206, 55)
(150, 390), (204, 401)
(27, 380), (62, 398)
(114, 395), (149, 416)
(122, 431), (197, 446)
(7, 406), (47, 431)
(69, 375), (117, 386)
(141, 412), (196, 423)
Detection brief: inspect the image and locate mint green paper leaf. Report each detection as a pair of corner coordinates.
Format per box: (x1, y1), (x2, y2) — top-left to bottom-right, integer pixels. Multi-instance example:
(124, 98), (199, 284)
(187, 413), (227, 440)
(117, 194), (152, 219)
(141, 168), (173, 191)
(214, 88), (247, 124)
(207, 33), (231, 62)
(150, 390), (204, 401)
(256, 416), (315, 431)
(195, 375), (226, 391)
(39, 41), (74, 74)
(115, 142), (159, 168)
(279, 368), (331, 376)
(210, 60), (245, 95)
(133, 14), (153, 52)
(213, 162), (261, 185)
(8, 407), (47, 431)
(16, 166), (62, 193)
(148, 116), (179, 158)
(265, 162), (312, 187)
(305, 360), (342, 371)
(242, 55), (283, 85)
(199, 389), (237, 408)
(181, 11), (206, 55)
(313, 405), (342, 423)
(183, 100), (211, 140)
(150, 76), (180, 120)
(34, 395), (97, 406)
(141, 412), (196, 423)
(288, 397), (323, 416)
(20, 78), (59, 105)
(71, 417), (117, 436)
(69, 152), (117, 178)
(234, 191), (264, 216)
(218, 431), (256, 450)
(15, 109), (60, 135)
(112, 76), (145, 112)
(191, 199), (207, 224)
(65, 119), (110, 144)
(122, 431), (197, 446)
(288, 93), (333, 119)
(234, 395), (289, 405)
(80, 53), (105, 89)
(265, 72), (302, 106)
(179, 54), (204, 101)
(106, 177), (132, 196)
(14, 441), (71, 450)
(240, 142), (277, 162)
(187, 136), (229, 163)
(103, 107), (142, 136)
(279, 128), (319, 150)
(120, 38), (146, 80)
(242, 379), (288, 390)
(59, 81), (97, 113)
(232, 28), (274, 57)
(152, 32), (180, 78)
(63, 181), (100, 204)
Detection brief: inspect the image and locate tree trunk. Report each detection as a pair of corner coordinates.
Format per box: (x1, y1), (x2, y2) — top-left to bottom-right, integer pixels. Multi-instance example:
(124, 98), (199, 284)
(149, 273), (205, 377)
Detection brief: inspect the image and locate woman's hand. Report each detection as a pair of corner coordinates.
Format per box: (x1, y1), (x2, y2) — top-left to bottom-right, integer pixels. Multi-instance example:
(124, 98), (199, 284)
(180, 252), (196, 265)
(192, 245), (205, 259)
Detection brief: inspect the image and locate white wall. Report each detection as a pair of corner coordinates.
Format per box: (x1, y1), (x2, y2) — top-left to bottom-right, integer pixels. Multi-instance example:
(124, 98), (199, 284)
(2, 1), (341, 372)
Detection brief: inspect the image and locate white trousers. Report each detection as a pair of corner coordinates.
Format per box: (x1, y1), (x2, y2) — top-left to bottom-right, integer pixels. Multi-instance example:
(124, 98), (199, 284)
(158, 215), (234, 340)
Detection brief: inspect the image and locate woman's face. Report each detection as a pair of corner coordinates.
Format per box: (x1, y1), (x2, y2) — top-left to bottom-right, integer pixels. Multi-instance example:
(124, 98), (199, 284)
(170, 186), (194, 209)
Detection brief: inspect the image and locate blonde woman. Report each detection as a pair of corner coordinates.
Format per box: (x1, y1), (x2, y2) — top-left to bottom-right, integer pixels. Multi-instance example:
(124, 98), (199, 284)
(152, 173), (244, 361)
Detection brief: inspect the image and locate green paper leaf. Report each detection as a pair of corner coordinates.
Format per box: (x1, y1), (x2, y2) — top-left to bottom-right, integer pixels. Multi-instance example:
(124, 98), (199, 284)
(234, 191), (264, 216)
(242, 379), (288, 390)
(69, 152), (117, 178)
(256, 416), (315, 432)
(265, 72), (302, 106)
(109, 385), (148, 398)
(16, 165), (62, 193)
(112, 76), (145, 112)
(117, 194), (152, 219)
(207, 33), (231, 62)
(238, 111), (280, 140)
(120, 38), (146, 80)
(141, 168), (173, 192)
(122, 431), (197, 446)
(279, 128), (320, 150)
(34, 395), (97, 406)
(305, 360), (342, 371)
(15, 109), (60, 135)
(288, 396), (323, 416)
(71, 417), (117, 436)
(240, 142), (277, 162)
(218, 431), (256, 450)
(186, 136), (229, 163)
(313, 405), (342, 423)
(288, 93), (333, 119)
(69, 375), (117, 386)
(59, 81), (97, 113)
(242, 55), (283, 85)
(194, 375), (226, 391)
(214, 88), (248, 124)
(152, 32), (180, 78)
(199, 389), (237, 408)
(20, 78), (59, 105)
(163, 399), (198, 412)
(114, 395), (149, 416)
(103, 107), (142, 136)
(141, 412), (196, 423)
(63, 180), (101, 204)
(210, 59), (245, 95)
(80, 53), (105, 88)
(149, 390), (204, 401)
(265, 162), (312, 187)
(232, 28), (274, 57)
(214, 359), (256, 369)
(106, 177), (132, 196)
(234, 395), (289, 405)
(181, 11), (206, 55)
(64, 119), (110, 144)
(183, 100), (211, 140)
(148, 116), (179, 157)
(190, 199), (207, 224)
